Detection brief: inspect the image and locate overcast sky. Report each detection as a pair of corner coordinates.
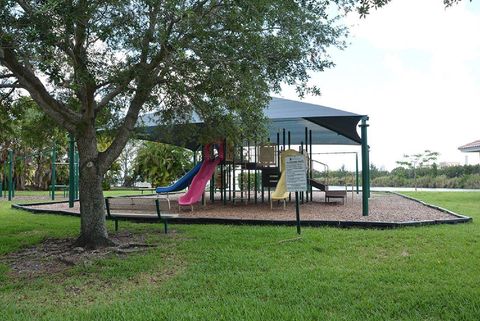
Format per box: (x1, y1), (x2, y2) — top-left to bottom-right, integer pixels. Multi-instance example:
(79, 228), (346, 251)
(278, 0), (480, 171)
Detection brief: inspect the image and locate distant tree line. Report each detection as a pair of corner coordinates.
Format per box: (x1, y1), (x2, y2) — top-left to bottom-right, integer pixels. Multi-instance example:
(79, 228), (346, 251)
(314, 163), (480, 189)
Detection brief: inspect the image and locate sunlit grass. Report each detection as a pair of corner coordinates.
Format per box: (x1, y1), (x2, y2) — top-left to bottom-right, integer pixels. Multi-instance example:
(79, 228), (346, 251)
(0, 192), (479, 320)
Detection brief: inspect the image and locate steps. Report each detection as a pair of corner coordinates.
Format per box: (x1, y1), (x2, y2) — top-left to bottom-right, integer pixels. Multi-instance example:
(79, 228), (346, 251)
(309, 178), (327, 191)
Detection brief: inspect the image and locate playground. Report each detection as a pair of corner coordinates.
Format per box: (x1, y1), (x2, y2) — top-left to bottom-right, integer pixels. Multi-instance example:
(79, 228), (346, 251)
(17, 191), (469, 227)
(4, 98), (471, 228)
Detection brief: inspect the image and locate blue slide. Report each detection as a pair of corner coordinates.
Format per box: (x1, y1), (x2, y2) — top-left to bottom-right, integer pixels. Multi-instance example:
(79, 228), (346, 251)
(155, 162), (203, 193)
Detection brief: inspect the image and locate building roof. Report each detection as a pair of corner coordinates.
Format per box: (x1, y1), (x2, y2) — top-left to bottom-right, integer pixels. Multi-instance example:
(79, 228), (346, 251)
(136, 97), (366, 150)
(458, 140), (480, 153)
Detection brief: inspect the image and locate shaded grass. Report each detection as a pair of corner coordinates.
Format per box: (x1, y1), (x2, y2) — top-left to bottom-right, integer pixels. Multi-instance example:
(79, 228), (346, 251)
(0, 192), (479, 320)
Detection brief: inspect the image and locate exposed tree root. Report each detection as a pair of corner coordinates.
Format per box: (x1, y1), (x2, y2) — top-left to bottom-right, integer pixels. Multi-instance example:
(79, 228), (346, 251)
(74, 234), (117, 250)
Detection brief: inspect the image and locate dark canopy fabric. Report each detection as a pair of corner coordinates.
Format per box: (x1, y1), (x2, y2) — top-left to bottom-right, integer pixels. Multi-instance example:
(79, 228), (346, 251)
(136, 97), (365, 149)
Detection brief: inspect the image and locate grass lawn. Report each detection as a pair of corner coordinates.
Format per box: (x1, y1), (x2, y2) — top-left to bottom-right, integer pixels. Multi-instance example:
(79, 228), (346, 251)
(0, 191), (479, 320)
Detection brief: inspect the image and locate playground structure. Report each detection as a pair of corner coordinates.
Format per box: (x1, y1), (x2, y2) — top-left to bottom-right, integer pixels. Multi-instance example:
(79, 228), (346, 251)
(0, 134), (80, 206)
(178, 142), (225, 210)
(155, 162), (202, 194)
(148, 97), (371, 215)
(4, 97), (371, 217)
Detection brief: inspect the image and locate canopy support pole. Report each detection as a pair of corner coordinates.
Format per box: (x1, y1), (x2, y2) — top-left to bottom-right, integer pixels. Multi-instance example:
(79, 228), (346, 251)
(360, 117), (370, 216)
(355, 152), (359, 194)
(8, 150), (13, 201)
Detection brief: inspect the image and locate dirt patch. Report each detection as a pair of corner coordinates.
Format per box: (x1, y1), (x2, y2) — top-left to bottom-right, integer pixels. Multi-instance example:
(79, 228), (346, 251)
(0, 230), (174, 279)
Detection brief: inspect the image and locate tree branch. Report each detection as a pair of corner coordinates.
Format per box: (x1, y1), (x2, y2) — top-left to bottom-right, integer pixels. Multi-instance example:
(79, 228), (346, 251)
(15, 0), (34, 14)
(97, 79), (153, 173)
(0, 82), (23, 88)
(0, 41), (81, 132)
(0, 87), (16, 103)
(0, 73), (15, 79)
(95, 84), (129, 111)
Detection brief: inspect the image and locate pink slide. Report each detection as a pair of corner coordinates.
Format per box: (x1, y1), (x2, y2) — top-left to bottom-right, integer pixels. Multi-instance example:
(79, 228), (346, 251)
(178, 158), (221, 206)
(178, 142), (224, 207)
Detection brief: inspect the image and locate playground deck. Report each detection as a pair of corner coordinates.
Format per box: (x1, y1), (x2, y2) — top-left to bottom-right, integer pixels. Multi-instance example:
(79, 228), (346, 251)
(13, 192), (470, 227)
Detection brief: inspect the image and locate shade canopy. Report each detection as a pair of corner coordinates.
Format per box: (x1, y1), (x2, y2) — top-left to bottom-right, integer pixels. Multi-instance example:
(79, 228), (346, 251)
(458, 140), (480, 153)
(136, 97), (366, 150)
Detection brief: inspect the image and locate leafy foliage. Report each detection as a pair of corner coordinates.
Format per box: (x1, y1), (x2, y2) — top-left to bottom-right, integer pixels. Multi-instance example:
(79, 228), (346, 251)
(0, 97), (67, 189)
(133, 142), (192, 187)
(396, 150), (439, 190)
(354, 0), (469, 17)
(0, 0), (362, 145)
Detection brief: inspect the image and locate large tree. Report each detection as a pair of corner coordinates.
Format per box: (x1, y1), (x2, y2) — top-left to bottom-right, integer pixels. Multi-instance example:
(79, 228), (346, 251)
(0, 0), (463, 248)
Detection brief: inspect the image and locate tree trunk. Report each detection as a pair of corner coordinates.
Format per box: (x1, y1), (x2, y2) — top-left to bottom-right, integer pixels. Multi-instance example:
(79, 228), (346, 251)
(75, 134), (114, 249)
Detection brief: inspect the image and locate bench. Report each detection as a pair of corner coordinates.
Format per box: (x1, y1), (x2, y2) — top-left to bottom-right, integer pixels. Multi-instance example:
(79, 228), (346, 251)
(49, 184), (69, 198)
(105, 197), (178, 233)
(139, 188), (156, 195)
(325, 190), (347, 204)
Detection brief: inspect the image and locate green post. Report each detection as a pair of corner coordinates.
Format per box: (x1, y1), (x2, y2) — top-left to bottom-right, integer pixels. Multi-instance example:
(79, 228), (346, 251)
(367, 147), (371, 198)
(8, 149), (13, 201)
(3, 161), (7, 198)
(68, 134), (75, 207)
(295, 192), (301, 234)
(355, 152), (359, 194)
(51, 145), (56, 201)
(0, 162), (3, 198)
(360, 117), (369, 216)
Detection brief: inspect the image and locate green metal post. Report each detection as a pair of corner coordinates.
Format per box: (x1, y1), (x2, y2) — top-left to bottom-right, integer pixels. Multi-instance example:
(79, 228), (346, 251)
(0, 162), (3, 198)
(3, 161), (7, 198)
(210, 144), (214, 203)
(8, 150), (13, 201)
(254, 141), (258, 204)
(232, 144), (236, 201)
(355, 152), (359, 194)
(300, 141), (304, 204)
(305, 127), (308, 202)
(276, 132), (280, 166)
(288, 131), (292, 202)
(224, 140), (228, 204)
(247, 141), (251, 202)
(308, 129), (313, 202)
(295, 192), (301, 234)
(367, 147), (371, 198)
(51, 145), (56, 201)
(240, 143), (244, 201)
(68, 134), (75, 207)
(360, 117), (369, 216)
